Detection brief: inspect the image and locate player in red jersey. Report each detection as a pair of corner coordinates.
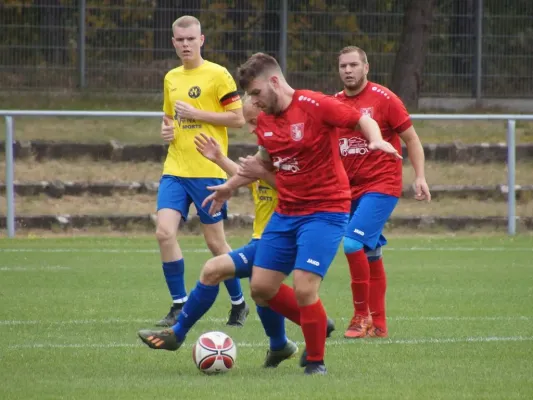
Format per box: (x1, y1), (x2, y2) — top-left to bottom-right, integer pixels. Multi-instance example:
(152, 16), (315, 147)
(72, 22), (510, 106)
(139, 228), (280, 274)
(202, 52), (401, 375)
(335, 46), (431, 339)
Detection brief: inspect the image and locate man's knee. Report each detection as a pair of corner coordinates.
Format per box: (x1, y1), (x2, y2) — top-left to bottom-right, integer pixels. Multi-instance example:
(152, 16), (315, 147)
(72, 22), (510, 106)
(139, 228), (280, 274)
(293, 270), (321, 306)
(344, 236), (364, 254)
(155, 224), (175, 243)
(250, 280), (277, 304)
(199, 256), (235, 285)
(155, 210), (181, 244)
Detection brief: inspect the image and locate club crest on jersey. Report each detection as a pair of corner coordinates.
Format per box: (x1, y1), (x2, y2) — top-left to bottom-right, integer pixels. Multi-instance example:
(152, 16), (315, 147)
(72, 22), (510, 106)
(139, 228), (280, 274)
(290, 123), (304, 141)
(188, 86), (201, 99)
(360, 107), (374, 117)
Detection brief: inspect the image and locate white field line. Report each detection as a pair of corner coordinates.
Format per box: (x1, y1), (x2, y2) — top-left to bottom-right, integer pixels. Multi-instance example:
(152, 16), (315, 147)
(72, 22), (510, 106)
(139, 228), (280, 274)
(0, 266), (71, 271)
(1, 246), (533, 254)
(0, 315), (530, 326)
(8, 335), (533, 350)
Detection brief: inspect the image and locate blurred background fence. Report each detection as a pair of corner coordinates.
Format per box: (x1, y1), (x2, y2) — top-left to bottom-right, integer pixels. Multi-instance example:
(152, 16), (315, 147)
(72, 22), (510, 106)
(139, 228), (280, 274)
(1, 0), (532, 97)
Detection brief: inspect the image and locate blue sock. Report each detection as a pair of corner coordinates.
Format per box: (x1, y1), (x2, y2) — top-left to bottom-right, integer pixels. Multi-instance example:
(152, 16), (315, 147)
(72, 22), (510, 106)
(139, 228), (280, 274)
(224, 277), (244, 304)
(162, 259), (187, 302)
(256, 305), (287, 351)
(172, 281), (219, 342)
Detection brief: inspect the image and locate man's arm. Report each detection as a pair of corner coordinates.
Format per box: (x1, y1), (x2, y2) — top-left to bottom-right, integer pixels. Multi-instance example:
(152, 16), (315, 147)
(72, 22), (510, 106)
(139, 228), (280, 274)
(356, 114), (384, 143)
(193, 107), (245, 128)
(237, 153), (277, 189)
(400, 126), (431, 201)
(194, 133), (240, 176)
(174, 102), (245, 128)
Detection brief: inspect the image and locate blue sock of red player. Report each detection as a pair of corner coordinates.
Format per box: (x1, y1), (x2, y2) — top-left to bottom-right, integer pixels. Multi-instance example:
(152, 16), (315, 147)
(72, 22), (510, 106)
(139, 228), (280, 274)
(256, 305), (287, 351)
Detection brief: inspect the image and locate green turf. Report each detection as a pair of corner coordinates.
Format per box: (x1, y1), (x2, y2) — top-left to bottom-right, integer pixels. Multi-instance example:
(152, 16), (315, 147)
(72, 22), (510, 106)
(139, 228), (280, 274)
(1, 235), (532, 399)
(1, 92), (533, 144)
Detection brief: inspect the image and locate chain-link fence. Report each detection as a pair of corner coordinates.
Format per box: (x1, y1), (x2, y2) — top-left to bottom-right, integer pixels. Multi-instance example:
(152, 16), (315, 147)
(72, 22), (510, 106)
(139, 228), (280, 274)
(1, 0), (532, 97)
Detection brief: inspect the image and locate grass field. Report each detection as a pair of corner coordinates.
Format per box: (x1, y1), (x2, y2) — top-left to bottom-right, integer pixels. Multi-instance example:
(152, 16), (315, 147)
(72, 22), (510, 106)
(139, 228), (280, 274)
(1, 235), (532, 399)
(1, 93), (533, 144)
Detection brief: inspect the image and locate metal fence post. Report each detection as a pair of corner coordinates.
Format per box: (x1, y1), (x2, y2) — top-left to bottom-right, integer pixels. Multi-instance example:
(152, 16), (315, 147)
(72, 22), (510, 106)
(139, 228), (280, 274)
(79, 0), (86, 89)
(507, 119), (516, 236)
(279, 0), (288, 75)
(5, 116), (15, 238)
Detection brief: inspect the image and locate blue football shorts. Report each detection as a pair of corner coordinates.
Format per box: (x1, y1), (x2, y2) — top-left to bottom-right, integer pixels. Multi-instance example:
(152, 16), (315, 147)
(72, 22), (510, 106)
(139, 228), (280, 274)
(254, 211), (349, 278)
(156, 175), (227, 224)
(345, 192), (399, 250)
(228, 239), (260, 279)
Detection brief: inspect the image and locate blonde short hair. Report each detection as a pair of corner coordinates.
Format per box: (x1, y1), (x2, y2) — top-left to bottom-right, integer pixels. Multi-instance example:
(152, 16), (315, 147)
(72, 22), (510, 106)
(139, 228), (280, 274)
(172, 15), (201, 31)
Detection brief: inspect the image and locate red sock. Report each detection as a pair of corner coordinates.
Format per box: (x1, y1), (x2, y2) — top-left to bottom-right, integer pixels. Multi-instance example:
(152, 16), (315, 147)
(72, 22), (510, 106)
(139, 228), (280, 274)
(346, 249), (370, 318)
(300, 299), (327, 362)
(267, 283), (301, 325)
(369, 258), (387, 330)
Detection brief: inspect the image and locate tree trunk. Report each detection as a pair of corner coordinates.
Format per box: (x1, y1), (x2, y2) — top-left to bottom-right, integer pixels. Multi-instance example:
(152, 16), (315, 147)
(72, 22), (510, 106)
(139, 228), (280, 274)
(153, 0), (200, 60)
(390, 0), (435, 109)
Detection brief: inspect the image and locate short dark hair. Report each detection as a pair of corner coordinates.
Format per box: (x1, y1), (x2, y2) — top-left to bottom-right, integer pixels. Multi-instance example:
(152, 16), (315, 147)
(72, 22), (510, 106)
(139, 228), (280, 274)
(237, 52), (282, 91)
(338, 46), (368, 63)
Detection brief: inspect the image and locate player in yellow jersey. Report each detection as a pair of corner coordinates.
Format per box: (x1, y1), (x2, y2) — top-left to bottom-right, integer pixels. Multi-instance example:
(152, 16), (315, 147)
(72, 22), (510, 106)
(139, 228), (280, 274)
(155, 15), (248, 328)
(139, 98), (304, 367)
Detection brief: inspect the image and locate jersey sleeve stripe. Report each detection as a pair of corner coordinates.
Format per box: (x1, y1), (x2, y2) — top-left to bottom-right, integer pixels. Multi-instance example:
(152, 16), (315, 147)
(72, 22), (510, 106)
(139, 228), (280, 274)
(220, 91), (241, 106)
(394, 119), (412, 133)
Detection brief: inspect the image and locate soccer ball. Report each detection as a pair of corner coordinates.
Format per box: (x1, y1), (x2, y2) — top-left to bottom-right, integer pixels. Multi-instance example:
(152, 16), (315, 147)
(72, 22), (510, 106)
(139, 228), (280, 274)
(192, 331), (237, 374)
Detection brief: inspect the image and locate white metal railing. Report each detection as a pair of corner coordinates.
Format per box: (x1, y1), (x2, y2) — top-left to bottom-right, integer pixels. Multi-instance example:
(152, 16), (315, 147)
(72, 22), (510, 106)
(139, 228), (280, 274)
(3, 110), (533, 238)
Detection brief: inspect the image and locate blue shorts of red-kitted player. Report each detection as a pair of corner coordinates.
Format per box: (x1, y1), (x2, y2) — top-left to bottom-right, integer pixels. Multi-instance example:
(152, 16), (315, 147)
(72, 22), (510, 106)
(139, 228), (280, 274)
(156, 175), (228, 224)
(227, 239), (260, 279)
(344, 192), (399, 257)
(253, 211), (349, 278)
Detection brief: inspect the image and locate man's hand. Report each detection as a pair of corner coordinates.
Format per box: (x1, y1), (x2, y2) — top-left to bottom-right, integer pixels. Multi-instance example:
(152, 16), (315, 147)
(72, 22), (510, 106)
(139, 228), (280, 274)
(161, 117), (174, 142)
(368, 139), (403, 159)
(202, 183), (233, 216)
(174, 101), (198, 120)
(237, 155), (268, 179)
(194, 133), (222, 162)
(413, 176), (431, 202)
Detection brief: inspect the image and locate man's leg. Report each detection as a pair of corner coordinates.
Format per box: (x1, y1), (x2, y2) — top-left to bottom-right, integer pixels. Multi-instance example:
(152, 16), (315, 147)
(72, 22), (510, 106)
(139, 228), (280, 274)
(190, 177), (248, 326)
(344, 193), (398, 338)
(140, 241), (297, 367)
(292, 212), (349, 375)
(367, 246), (388, 337)
(201, 221), (248, 326)
(155, 176), (190, 327)
(139, 253), (238, 350)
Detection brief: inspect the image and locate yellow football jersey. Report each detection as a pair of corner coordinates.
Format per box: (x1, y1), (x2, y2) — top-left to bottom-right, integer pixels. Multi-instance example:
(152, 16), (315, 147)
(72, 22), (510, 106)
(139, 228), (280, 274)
(250, 179), (278, 239)
(162, 60), (242, 178)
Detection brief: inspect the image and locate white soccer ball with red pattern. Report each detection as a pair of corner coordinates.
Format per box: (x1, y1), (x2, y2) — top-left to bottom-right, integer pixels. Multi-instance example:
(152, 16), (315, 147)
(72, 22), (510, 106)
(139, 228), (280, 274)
(192, 331), (237, 374)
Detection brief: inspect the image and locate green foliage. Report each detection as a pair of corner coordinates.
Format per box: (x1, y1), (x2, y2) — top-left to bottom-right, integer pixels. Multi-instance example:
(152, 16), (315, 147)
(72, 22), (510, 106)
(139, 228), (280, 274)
(0, 0), (532, 95)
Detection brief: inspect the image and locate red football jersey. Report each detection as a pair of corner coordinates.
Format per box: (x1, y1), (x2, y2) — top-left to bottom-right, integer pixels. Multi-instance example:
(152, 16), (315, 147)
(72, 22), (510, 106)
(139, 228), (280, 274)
(255, 90), (362, 215)
(335, 82), (412, 199)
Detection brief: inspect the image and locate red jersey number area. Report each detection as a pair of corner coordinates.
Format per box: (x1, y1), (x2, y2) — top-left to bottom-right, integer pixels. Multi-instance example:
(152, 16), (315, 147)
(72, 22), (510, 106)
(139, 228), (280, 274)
(335, 82), (412, 200)
(256, 90), (362, 216)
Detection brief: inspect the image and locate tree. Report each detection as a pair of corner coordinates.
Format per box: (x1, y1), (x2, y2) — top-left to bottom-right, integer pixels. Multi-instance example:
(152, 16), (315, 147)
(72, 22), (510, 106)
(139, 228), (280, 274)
(390, 0), (435, 108)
